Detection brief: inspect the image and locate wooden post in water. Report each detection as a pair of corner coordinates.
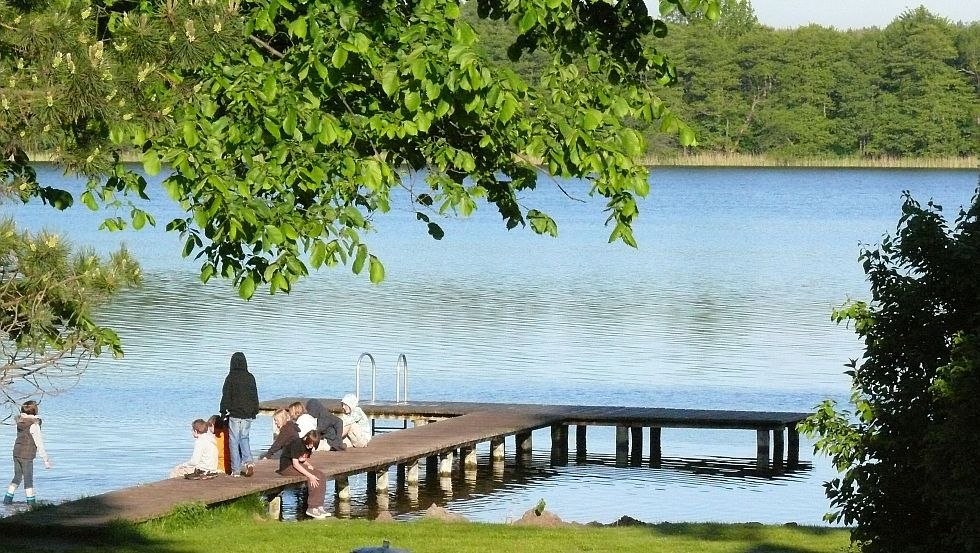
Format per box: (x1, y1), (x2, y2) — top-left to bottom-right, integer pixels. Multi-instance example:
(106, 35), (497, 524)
(462, 446), (478, 470)
(649, 427), (662, 467)
(756, 429), (771, 470)
(367, 471), (377, 494)
(788, 424), (800, 467)
(551, 424), (568, 465)
(396, 464), (406, 489)
(576, 425), (587, 460)
(336, 476), (351, 501)
(773, 426), (785, 469)
(616, 425), (629, 466)
(376, 466), (390, 494)
(439, 450), (454, 477)
(630, 426), (644, 465)
(516, 431), (532, 464)
(426, 454), (438, 475)
(490, 437), (505, 464)
(406, 459), (420, 487)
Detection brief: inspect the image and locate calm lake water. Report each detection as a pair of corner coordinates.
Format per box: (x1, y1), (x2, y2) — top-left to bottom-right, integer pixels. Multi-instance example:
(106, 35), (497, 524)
(2, 166), (977, 524)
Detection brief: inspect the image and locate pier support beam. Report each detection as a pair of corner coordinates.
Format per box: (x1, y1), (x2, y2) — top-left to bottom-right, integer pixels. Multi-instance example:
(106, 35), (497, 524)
(426, 454), (438, 475)
(616, 425), (629, 466)
(335, 476), (351, 501)
(406, 460), (419, 487)
(649, 427), (662, 467)
(490, 437), (505, 464)
(516, 431), (532, 464)
(551, 424), (568, 466)
(773, 426), (785, 469)
(788, 425), (800, 467)
(377, 466), (391, 492)
(756, 429), (771, 470)
(462, 446), (478, 470)
(439, 451), (454, 477)
(630, 426), (644, 465)
(576, 425), (587, 461)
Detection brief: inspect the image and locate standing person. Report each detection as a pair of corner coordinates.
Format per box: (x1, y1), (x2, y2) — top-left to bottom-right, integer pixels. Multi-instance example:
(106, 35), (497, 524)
(340, 394), (372, 448)
(220, 351), (259, 478)
(4, 401), (52, 507)
(278, 414), (329, 519)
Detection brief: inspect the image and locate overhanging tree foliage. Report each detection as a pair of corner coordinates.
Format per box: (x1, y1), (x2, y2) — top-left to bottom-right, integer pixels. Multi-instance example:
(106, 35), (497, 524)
(0, 219), (141, 419)
(2, 0), (715, 299)
(800, 187), (980, 553)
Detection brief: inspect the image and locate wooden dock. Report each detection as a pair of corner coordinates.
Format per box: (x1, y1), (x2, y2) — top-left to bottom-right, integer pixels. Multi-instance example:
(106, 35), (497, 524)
(0, 398), (810, 528)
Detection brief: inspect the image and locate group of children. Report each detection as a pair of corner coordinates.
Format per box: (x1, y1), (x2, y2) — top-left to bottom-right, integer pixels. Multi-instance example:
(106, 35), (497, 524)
(2, 393), (371, 512)
(170, 394), (371, 519)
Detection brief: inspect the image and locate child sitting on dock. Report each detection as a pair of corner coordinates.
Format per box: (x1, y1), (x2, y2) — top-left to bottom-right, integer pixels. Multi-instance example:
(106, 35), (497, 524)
(170, 419), (220, 480)
(278, 414), (330, 519)
(4, 400), (52, 507)
(259, 408), (299, 460)
(340, 394), (371, 448)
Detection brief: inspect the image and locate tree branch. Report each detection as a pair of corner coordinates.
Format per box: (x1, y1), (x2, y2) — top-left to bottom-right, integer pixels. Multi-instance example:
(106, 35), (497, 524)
(249, 35), (285, 59)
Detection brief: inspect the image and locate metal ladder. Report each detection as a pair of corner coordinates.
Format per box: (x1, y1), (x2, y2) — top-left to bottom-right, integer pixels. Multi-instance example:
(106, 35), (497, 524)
(354, 353), (409, 434)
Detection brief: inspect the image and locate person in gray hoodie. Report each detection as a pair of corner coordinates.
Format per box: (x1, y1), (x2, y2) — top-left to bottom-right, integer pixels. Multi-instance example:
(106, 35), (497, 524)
(219, 352), (259, 477)
(4, 401), (52, 507)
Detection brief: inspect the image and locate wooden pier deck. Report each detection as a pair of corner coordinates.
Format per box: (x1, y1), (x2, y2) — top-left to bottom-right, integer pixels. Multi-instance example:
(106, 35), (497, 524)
(0, 399), (810, 528)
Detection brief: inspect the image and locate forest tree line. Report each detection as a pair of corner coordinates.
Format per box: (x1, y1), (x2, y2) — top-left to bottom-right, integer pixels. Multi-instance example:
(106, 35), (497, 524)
(466, 2), (979, 159)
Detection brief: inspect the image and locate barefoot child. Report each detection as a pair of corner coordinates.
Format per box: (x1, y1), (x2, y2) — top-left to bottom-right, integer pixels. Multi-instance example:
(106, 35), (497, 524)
(277, 414), (330, 519)
(4, 401), (52, 507)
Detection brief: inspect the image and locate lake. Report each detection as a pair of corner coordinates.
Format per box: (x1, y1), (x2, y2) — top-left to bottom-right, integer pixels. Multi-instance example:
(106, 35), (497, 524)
(2, 166), (977, 524)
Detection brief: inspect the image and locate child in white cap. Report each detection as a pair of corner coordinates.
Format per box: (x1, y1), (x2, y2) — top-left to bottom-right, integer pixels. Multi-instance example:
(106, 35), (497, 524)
(340, 394), (371, 448)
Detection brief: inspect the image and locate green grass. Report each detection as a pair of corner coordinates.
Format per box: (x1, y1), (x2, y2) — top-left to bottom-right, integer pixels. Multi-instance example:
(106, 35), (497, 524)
(1, 496), (854, 553)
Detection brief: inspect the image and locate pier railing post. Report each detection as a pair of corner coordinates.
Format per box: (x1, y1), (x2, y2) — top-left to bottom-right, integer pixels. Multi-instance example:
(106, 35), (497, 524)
(616, 425), (629, 466)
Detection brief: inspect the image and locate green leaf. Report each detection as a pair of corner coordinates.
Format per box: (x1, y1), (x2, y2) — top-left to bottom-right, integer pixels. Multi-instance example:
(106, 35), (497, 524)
(352, 244), (368, 274)
(678, 125), (697, 147)
(182, 121), (199, 148)
(310, 240), (327, 268)
(238, 275), (256, 300)
(142, 151), (161, 176)
(368, 255), (385, 283)
(518, 8), (538, 34)
(132, 209), (147, 230)
(265, 224), (284, 245)
(289, 17), (307, 38)
(81, 190), (98, 211)
(332, 47), (348, 69)
(404, 91), (421, 112)
(382, 66), (399, 96)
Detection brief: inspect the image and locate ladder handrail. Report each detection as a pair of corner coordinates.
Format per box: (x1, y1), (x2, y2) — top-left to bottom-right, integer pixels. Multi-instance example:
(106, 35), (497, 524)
(355, 352), (407, 403)
(395, 353), (408, 403)
(354, 352), (376, 402)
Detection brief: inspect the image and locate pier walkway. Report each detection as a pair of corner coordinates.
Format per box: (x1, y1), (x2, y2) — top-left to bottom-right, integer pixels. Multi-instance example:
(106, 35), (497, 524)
(0, 399), (809, 528)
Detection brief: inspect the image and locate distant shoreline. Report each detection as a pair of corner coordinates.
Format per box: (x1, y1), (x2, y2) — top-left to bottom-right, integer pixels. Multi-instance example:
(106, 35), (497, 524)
(644, 152), (979, 170)
(28, 151), (979, 170)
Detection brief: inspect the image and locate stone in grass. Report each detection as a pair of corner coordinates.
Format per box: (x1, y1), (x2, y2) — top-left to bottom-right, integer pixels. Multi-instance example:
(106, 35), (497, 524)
(423, 504), (468, 522)
(351, 540), (410, 553)
(513, 504), (567, 528)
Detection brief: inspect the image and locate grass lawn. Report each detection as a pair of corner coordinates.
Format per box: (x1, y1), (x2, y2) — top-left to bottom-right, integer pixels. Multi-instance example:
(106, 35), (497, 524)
(0, 496), (853, 553)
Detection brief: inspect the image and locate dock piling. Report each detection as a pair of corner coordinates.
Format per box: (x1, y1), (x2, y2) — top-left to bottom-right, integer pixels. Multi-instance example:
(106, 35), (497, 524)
(756, 429), (771, 470)
(576, 425), (587, 460)
(616, 425), (629, 466)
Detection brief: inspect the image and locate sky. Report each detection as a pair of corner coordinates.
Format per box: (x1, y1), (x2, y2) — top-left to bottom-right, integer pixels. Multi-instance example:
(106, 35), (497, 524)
(750, 1), (980, 29)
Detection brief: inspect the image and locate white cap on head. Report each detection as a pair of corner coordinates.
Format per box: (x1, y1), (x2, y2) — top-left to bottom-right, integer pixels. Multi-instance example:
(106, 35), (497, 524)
(341, 393), (358, 410)
(296, 414), (317, 437)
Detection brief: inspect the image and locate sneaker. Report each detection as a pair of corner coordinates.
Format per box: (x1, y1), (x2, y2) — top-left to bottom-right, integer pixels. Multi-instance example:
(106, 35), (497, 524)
(231, 473), (242, 478)
(184, 469), (204, 480)
(305, 507), (331, 519)
(200, 471), (219, 480)
(242, 463), (255, 477)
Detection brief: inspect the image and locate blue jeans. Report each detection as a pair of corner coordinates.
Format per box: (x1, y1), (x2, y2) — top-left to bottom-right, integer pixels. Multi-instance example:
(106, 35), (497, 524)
(228, 417), (254, 474)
